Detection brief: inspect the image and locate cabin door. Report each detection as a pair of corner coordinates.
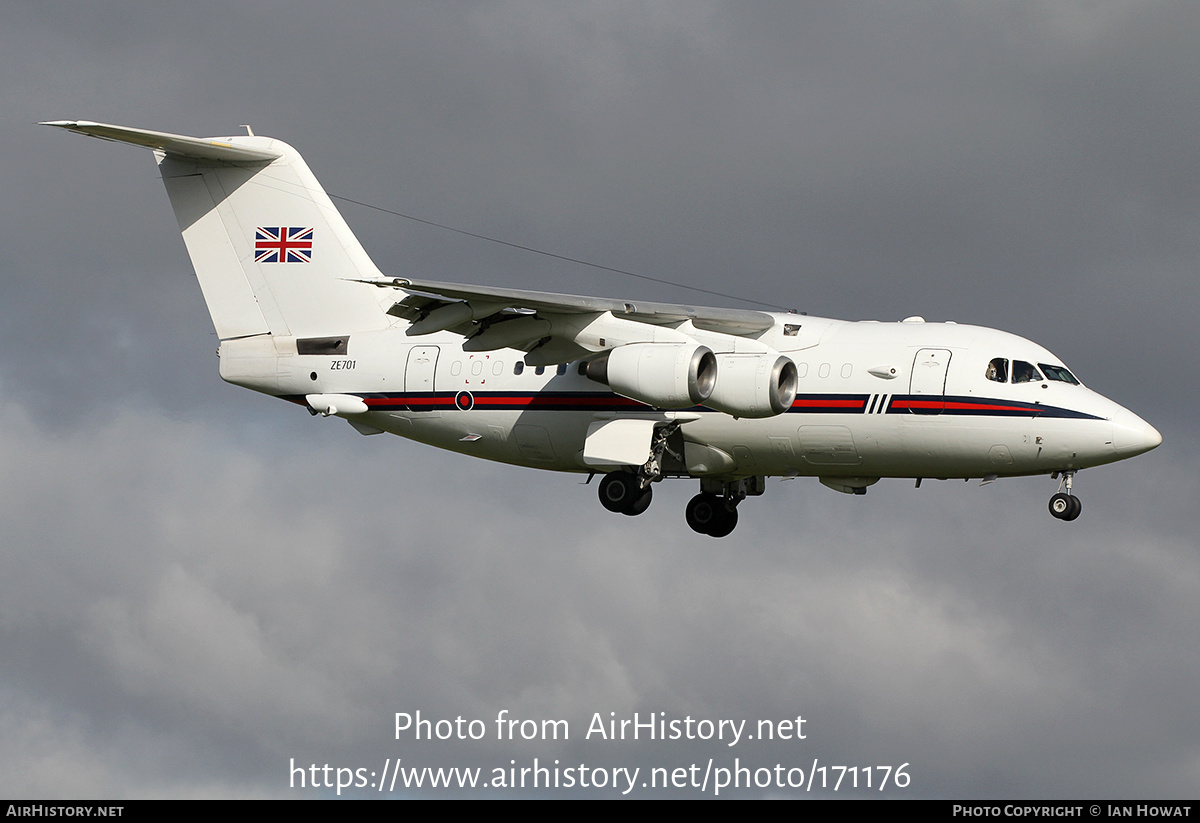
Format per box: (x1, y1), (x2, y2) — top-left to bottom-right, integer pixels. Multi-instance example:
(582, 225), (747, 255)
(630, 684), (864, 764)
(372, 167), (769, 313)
(908, 348), (951, 414)
(404, 346), (440, 412)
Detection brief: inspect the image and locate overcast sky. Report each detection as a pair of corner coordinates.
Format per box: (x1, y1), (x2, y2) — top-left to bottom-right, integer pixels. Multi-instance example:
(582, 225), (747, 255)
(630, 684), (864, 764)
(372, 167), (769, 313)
(3, 1), (1197, 798)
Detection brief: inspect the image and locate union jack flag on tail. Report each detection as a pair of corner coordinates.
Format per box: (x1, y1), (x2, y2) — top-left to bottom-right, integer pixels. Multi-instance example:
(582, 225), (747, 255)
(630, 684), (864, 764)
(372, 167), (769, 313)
(255, 227), (314, 263)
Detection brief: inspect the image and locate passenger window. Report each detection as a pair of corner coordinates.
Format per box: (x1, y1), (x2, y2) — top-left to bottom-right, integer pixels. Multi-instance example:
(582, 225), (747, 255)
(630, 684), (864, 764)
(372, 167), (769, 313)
(514, 362), (525, 375)
(1012, 361), (1042, 384)
(556, 363), (568, 375)
(1039, 363), (1079, 385)
(985, 358), (1008, 383)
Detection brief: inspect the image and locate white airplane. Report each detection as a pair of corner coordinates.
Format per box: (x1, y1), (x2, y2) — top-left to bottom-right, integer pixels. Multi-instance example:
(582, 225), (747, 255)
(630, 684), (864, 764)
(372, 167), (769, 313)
(44, 121), (1162, 537)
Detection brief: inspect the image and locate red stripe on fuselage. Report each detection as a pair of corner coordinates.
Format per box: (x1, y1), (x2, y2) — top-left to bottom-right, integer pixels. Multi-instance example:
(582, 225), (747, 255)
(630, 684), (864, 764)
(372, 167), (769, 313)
(791, 398), (865, 409)
(891, 398), (1031, 413)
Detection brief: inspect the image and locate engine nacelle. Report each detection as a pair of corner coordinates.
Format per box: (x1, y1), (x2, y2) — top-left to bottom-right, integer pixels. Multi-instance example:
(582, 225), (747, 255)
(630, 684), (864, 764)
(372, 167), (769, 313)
(704, 353), (798, 418)
(585, 343), (716, 408)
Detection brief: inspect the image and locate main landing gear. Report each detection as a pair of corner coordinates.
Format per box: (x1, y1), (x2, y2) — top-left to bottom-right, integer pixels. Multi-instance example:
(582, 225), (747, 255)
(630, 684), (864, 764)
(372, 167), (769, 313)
(598, 471), (653, 516)
(685, 492), (738, 538)
(596, 470), (761, 538)
(593, 425), (761, 536)
(596, 423), (677, 516)
(684, 477), (763, 538)
(1048, 470), (1082, 521)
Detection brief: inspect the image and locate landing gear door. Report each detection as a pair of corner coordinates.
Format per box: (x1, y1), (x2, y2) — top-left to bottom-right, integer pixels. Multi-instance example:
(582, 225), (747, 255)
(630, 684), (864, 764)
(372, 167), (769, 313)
(909, 348), (951, 414)
(583, 419), (656, 468)
(405, 346), (439, 412)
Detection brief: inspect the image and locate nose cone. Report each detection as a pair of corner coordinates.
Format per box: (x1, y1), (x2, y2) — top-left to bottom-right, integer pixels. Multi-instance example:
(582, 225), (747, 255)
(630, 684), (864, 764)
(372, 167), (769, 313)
(1112, 412), (1163, 458)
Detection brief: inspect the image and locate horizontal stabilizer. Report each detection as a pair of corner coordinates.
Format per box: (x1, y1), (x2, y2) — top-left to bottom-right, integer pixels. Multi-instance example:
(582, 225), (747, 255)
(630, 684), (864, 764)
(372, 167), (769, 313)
(40, 120), (281, 164)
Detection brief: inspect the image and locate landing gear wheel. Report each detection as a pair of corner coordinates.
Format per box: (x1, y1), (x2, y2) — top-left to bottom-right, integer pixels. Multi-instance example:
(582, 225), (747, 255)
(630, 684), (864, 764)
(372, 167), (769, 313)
(707, 506), (738, 538)
(685, 493), (721, 534)
(1064, 495), (1081, 521)
(685, 493), (739, 537)
(599, 472), (639, 513)
(623, 486), (653, 517)
(1049, 492), (1082, 521)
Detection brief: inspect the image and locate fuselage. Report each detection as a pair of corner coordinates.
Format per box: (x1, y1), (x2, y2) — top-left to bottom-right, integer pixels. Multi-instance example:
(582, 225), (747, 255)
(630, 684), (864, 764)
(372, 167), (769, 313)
(218, 312), (1161, 484)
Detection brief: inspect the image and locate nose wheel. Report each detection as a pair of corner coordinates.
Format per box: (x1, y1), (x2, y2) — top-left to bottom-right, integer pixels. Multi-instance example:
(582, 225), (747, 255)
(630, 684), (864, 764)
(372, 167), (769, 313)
(1048, 471), (1082, 521)
(1049, 492), (1081, 521)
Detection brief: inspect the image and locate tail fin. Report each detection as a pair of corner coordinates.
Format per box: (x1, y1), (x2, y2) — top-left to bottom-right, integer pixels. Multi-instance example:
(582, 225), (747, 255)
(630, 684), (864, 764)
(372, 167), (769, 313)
(43, 121), (391, 339)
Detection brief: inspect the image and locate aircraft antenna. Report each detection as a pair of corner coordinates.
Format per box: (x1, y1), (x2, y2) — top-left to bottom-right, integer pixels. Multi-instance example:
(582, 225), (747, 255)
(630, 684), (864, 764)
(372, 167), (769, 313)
(328, 192), (786, 311)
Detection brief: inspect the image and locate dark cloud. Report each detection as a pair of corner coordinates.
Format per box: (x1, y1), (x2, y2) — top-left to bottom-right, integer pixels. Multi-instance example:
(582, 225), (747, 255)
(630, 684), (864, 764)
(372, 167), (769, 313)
(2, 0), (1193, 797)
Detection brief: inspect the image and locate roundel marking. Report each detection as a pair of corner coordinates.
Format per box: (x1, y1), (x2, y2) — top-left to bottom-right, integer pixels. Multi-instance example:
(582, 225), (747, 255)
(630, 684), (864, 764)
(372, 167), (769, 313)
(455, 391), (475, 411)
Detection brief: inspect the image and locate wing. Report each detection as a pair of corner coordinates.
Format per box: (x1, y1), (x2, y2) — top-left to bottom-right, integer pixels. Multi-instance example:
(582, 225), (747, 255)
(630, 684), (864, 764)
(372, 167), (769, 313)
(357, 276), (779, 366)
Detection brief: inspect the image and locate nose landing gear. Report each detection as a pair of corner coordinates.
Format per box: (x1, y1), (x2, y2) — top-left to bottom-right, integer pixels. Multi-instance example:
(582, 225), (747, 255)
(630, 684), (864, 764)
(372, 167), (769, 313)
(1048, 471), (1082, 521)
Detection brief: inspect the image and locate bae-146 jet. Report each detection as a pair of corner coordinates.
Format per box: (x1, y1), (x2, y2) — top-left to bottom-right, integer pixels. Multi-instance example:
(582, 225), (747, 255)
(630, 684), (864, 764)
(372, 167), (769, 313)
(44, 121), (1161, 537)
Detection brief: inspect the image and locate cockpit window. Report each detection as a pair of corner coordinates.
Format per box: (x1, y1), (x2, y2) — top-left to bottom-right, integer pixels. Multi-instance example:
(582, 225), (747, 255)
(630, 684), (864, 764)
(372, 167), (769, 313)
(1012, 360), (1043, 384)
(985, 358), (1009, 383)
(1039, 363), (1079, 385)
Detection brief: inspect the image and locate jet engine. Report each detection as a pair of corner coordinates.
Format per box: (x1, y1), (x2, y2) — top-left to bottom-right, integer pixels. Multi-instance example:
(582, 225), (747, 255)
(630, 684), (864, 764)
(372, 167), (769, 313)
(585, 343), (716, 408)
(703, 353), (797, 418)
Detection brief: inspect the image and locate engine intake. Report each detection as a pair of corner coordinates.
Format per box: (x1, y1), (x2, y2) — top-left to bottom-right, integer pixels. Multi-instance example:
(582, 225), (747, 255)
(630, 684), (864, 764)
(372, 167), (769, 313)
(704, 353), (797, 418)
(585, 343), (716, 408)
